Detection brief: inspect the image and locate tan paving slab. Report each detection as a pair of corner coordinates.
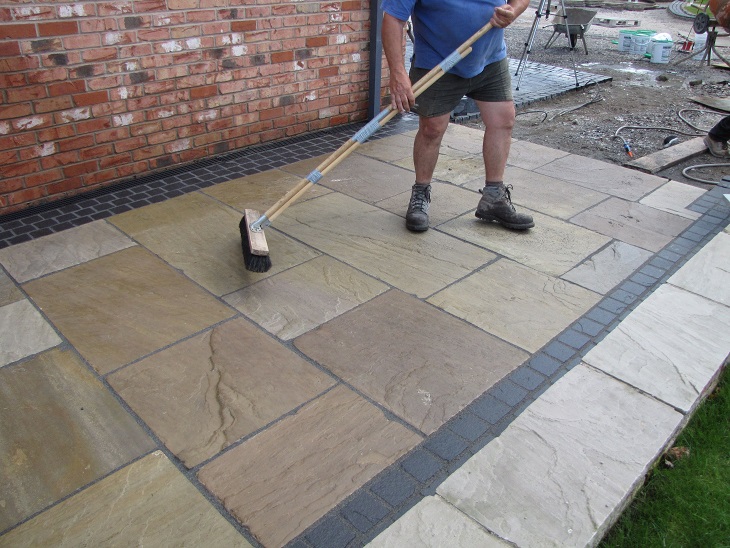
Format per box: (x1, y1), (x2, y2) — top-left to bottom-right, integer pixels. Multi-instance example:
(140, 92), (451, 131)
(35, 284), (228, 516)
(571, 197), (693, 252)
(393, 153), (485, 187)
(626, 137), (706, 174)
(368, 495), (511, 547)
(0, 269), (22, 307)
(0, 221), (135, 284)
(274, 193), (494, 298)
(562, 241), (654, 294)
(108, 317), (335, 468)
(439, 123), (487, 156)
(354, 133), (415, 163)
(0, 451), (248, 547)
(668, 231), (730, 306)
(437, 364), (683, 548)
(294, 290), (529, 434)
(224, 256), (388, 340)
(23, 246), (234, 375)
(0, 299), (61, 368)
(429, 259), (600, 353)
(202, 168), (330, 212)
(463, 165), (609, 219)
(440, 209), (611, 277)
(583, 284), (730, 413)
(0, 348), (154, 531)
(376, 181), (479, 228)
(110, 192), (319, 296)
(534, 153), (667, 200)
(312, 153), (417, 204)
(639, 180), (704, 220)
(198, 385), (421, 547)
(506, 139), (571, 171)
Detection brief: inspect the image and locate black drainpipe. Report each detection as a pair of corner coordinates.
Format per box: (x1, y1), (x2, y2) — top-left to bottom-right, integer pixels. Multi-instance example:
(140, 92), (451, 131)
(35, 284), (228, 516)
(367, 0), (383, 119)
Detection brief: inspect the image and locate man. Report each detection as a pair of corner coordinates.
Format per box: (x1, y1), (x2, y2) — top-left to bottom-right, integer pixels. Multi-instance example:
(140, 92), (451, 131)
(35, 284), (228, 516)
(381, 0), (534, 232)
(704, 115), (730, 158)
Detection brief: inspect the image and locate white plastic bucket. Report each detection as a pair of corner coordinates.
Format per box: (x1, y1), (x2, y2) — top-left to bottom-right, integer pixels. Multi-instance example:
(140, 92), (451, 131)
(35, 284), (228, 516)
(631, 34), (650, 55)
(693, 32), (708, 60)
(649, 38), (672, 64)
(618, 30), (634, 52)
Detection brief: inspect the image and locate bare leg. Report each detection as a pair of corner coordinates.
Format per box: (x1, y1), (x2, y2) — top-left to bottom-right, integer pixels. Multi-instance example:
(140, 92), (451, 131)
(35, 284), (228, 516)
(413, 112), (451, 183)
(475, 99), (515, 182)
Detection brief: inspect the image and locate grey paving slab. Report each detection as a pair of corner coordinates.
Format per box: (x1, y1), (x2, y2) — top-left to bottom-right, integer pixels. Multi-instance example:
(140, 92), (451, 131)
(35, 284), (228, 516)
(440, 209), (611, 277)
(294, 290), (529, 434)
(667, 231), (730, 306)
(225, 255), (388, 340)
(639, 180), (704, 220)
(0, 270), (22, 307)
(428, 259), (600, 353)
(437, 364), (683, 548)
(583, 283), (730, 413)
(274, 193), (493, 298)
(571, 197), (694, 252)
(562, 241), (654, 295)
(368, 495), (511, 547)
(534, 153), (667, 200)
(0, 452), (248, 547)
(0, 299), (61, 368)
(0, 221), (135, 283)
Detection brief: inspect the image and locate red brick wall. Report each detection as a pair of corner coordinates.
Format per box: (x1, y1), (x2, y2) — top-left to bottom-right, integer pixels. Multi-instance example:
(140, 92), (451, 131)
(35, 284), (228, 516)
(0, 0), (385, 215)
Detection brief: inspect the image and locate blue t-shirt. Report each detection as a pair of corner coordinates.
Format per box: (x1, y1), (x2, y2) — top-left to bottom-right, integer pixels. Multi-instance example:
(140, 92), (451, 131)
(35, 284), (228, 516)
(383, 0), (507, 78)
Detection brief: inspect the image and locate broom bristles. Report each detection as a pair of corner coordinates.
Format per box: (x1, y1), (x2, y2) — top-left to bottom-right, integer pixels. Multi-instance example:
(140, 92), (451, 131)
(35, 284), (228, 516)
(239, 216), (272, 273)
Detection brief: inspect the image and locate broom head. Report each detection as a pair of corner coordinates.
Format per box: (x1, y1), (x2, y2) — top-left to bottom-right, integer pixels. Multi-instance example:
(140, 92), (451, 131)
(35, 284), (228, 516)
(240, 209), (272, 273)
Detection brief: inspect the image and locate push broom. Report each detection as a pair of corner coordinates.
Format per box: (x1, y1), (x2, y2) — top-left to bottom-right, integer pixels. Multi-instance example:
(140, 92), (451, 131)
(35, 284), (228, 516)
(240, 20), (495, 273)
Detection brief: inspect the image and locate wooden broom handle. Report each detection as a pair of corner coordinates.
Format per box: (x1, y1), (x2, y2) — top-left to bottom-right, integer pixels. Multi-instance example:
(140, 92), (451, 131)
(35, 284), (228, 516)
(260, 21), (494, 225)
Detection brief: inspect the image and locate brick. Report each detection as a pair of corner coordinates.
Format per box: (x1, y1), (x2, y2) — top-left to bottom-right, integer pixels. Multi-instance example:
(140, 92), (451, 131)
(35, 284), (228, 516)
(34, 96), (74, 114)
(190, 85), (217, 99)
(0, 24), (37, 39)
(63, 160), (98, 178)
(271, 50), (293, 63)
(73, 91), (109, 107)
(231, 20), (256, 32)
(48, 80), (86, 97)
(0, 41), (21, 56)
(38, 21), (79, 36)
(6, 186), (47, 207)
(25, 168), (63, 187)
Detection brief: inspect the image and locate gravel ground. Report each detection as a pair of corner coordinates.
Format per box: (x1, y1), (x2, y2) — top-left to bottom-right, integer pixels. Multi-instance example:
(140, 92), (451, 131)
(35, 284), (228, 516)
(462, 1), (730, 189)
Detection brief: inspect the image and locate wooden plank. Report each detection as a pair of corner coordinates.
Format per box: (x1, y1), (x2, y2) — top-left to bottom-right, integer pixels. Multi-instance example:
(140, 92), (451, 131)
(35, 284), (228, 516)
(243, 209), (270, 256)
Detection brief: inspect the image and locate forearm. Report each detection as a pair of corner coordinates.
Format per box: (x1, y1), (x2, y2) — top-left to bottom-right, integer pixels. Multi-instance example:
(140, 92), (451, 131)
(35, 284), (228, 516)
(382, 13), (408, 80)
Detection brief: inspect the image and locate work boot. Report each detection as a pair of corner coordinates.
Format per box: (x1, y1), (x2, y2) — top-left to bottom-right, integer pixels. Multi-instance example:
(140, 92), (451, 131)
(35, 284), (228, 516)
(475, 183), (534, 230)
(406, 183), (431, 232)
(703, 135), (730, 158)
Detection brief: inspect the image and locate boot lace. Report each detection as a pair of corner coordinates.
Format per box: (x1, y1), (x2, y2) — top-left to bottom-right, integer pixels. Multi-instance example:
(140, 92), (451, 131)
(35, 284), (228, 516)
(409, 185), (431, 212)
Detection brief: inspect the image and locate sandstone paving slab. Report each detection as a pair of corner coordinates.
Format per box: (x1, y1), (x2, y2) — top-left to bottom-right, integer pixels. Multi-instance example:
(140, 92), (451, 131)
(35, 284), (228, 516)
(562, 241), (654, 295)
(0, 221), (135, 284)
(638, 180), (704, 220)
(534, 154), (667, 200)
(368, 495), (511, 548)
(583, 283), (730, 413)
(438, 123), (487, 156)
(0, 348), (154, 532)
(376, 181), (479, 228)
(0, 299), (61, 368)
(23, 246), (234, 375)
(437, 364), (683, 548)
(108, 317), (335, 468)
(571, 197), (694, 253)
(626, 137), (706, 174)
(294, 290), (529, 434)
(0, 269), (22, 307)
(428, 259), (600, 353)
(0, 451), (248, 547)
(274, 193), (494, 298)
(198, 385), (421, 547)
(224, 256), (388, 340)
(313, 153), (417, 204)
(462, 166), (608, 219)
(440, 209), (611, 277)
(506, 139), (571, 171)
(110, 192), (319, 295)
(355, 133), (415, 163)
(667, 231), (730, 307)
(202, 168), (330, 212)
(394, 153), (485, 187)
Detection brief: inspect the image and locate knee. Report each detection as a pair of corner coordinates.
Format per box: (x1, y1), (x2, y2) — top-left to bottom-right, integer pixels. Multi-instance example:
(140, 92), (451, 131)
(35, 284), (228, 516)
(418, 118), (448, 143)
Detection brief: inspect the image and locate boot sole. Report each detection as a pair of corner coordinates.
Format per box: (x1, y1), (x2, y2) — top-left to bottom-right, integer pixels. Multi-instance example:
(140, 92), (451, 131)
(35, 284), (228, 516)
(406, 222), (429, 232)
(475, 211), (534, 230)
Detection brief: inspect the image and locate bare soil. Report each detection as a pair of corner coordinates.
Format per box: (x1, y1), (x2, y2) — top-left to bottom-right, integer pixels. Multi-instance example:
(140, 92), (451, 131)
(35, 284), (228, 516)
(463, 2), (730, 190)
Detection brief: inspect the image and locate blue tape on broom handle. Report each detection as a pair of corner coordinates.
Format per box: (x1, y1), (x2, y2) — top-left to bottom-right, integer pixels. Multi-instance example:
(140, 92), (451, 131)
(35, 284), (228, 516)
(306, 170), (323, 184)
(353, 108), (390, 143)
(439, 50), (464, 73)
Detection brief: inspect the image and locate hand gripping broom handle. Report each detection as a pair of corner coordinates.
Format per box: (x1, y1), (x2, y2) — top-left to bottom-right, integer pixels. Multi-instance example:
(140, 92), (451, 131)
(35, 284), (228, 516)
(249, 21), (494, 231)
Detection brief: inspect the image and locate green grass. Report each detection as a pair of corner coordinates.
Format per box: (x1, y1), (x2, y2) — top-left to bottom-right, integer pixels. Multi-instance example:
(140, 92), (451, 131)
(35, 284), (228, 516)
(600, 366), (730, 548)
